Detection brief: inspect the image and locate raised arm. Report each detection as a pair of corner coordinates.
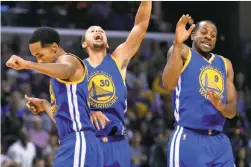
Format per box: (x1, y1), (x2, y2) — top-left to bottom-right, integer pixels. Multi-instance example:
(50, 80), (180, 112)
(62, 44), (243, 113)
(6, 54), (79, 80)
(162, 14), (195, 90)
(112, 1), (152, 69)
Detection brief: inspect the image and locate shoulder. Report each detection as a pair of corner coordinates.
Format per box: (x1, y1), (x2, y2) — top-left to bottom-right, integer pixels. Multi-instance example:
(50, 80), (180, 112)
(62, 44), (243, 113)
(167, 44), (190, 60)
(219, 55), (233, 74)
(56, 54), (79, 64)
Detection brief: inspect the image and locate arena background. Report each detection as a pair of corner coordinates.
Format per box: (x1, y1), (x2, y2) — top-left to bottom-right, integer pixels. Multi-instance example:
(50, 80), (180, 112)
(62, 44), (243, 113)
(1, 1), (251, 167)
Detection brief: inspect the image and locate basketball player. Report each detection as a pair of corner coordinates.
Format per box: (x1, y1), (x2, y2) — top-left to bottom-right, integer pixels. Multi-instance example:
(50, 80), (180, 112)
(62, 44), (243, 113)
(162, 14), (237, 166)
(6, 27), (104, 167)
(82, 1), (152, 166)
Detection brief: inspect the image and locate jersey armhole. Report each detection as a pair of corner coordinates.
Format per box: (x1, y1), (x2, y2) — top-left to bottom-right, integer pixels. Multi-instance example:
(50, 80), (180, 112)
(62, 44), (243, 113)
(111, 55), (126, 84)
(180, 48), (192, 74)
(220, 56), (228, 75)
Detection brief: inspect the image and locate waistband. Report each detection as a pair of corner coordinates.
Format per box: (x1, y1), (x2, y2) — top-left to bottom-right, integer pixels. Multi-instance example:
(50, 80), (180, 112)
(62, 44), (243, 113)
(60, 130), (95, 143)
(98, 135), (126, 143)
(185, 127), (221, 136)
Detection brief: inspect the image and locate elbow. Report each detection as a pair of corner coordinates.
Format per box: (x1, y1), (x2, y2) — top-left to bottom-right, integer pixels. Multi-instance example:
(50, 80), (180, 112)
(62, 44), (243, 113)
(162, 79), (176, 91)
(225, 110), (237, 119)
(139, 21), (149, 32)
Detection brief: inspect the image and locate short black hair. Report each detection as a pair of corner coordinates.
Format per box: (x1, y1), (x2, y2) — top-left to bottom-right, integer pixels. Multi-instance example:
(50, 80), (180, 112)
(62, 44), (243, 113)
(29, 27), (60, 47)
(193, 20), (217, 33)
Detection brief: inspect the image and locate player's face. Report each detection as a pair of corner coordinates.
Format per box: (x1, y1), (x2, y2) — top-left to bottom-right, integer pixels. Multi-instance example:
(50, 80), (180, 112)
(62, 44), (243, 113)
(83, 26), (108, 50)
(29, 42), (58, 63)
(193, 22), (217, 53)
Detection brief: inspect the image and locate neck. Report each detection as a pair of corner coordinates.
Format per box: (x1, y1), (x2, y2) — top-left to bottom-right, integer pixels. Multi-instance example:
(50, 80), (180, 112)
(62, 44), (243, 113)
(52, 47), (67, 62)
(87, 49), (107, 67)
(192, 44), (211, 60)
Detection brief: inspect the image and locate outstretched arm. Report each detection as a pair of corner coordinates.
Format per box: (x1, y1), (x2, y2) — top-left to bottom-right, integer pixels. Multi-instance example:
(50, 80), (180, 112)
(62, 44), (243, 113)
(112, 1), (152, 69)
(162, 14), (195, 90)
(6, 54), (79, 80)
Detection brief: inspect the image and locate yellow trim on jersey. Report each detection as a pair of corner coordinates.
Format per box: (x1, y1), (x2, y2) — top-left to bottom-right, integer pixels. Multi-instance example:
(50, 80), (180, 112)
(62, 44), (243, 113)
(111, 55), (126, 83)
(56, 55), (87, 84)
(220, 56), (228, 75)
(180, 48), (192, 74)
(202, 54), (215, 63)
(208, 54), (215, 63)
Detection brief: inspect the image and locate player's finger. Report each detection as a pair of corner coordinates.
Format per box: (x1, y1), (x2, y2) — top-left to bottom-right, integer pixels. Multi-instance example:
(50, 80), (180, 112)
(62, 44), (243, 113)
(104, 115), (110, 122)
(26, 102), (32, 110)
(24, 94), (31, 101)
(6, 57), (13, 67)
(97, 116), (106, 129)
(90, 115), (94, 125)
(26, 102), (37, 114)
(93, 116), (100, 130)
(184, 15), (191, 24)
(188, 24), (195, 33)
(181, 14), (186, 24)
(182, 14), (189, 23)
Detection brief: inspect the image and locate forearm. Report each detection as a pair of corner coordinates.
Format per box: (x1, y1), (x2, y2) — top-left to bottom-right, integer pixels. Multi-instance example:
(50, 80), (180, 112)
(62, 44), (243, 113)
(135, 1), (152, 30)
(27, 61), (75, 79)
(162, 44), (183, 90)
(219, 102), (237, 119)
(42, 100), (56, 123)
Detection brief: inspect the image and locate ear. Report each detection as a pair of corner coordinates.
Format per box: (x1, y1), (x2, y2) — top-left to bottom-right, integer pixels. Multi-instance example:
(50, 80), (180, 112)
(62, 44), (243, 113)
(106, 43), (109, 49)
(191, 32), (195, 41)
(82, 42), (87, 49)
(52, 42), (58, 53)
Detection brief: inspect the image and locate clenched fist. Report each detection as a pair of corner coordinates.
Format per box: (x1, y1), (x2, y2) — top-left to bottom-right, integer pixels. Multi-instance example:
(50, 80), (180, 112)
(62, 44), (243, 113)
(6, 55), (30, 70)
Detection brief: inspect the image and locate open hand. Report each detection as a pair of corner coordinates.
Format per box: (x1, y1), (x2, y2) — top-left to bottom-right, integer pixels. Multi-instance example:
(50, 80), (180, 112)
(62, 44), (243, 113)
(90, 111), (110, 130)
(174, 14), (195, 45)
(207, 90), (225, 112)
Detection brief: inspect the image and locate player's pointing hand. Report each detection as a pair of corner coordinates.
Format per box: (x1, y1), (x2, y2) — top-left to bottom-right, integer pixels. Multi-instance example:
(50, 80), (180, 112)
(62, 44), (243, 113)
(24, 94), (46, 114)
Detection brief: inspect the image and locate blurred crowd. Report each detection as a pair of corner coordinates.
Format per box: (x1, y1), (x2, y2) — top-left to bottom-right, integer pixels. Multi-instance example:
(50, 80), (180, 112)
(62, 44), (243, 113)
(1, 33), (251, 167)
(1, 1), (160, 32)
(1, 1), (251, 167)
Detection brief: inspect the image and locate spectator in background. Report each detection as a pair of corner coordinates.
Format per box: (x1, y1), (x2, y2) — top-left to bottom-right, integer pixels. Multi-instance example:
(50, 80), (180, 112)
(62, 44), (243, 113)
(7, 128), (36, 167)
(235, 147), (249, 167)
(130, 131), (147, 167)
(127, 54), (149, 91)
(148, 42), (169, 86)
(28, 116), (49, 157)
(1, 90), (26, 145)
(33, 157), (45, 167)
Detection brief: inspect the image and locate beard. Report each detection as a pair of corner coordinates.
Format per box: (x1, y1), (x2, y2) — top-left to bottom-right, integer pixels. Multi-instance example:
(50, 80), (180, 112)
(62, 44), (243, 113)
(93, 41), (105, 49)
(195, 41), (215, 54)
